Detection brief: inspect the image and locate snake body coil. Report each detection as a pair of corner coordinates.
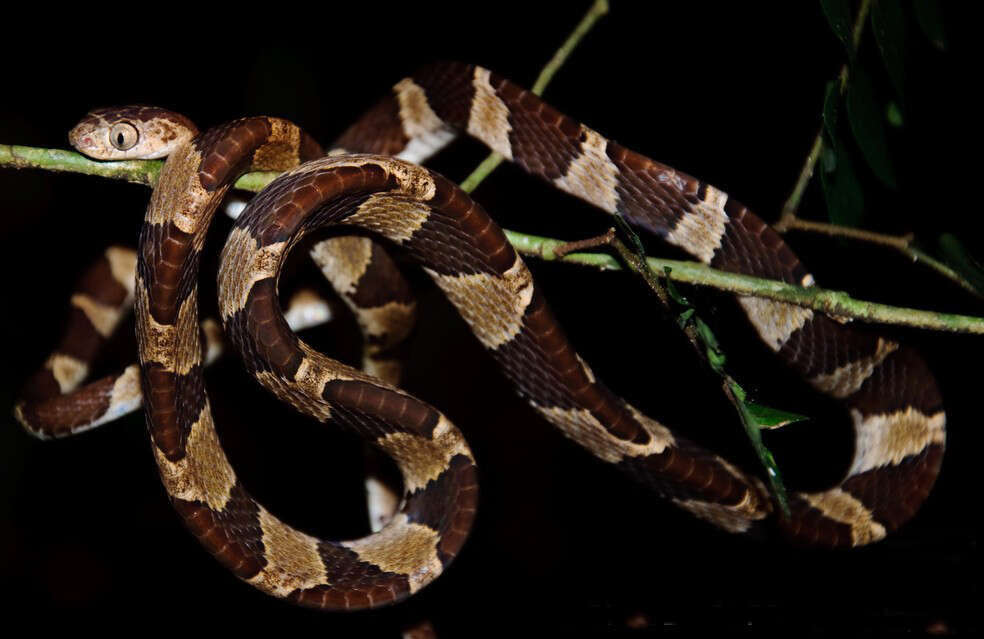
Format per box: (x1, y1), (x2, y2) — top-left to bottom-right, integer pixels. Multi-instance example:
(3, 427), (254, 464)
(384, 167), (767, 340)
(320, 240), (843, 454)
(17, 63), (945, 610)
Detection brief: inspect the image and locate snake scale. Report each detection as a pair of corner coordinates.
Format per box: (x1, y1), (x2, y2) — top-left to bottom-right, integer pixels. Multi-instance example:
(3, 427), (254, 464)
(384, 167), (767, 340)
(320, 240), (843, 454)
(15, 62), (945, 610)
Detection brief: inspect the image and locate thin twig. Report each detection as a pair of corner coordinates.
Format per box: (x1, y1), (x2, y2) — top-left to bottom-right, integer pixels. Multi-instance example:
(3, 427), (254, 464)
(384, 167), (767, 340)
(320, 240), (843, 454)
(459, 0), (609, 194)
(774, 133), (822, 230)
(607, 234), (669, 307)
(552, 227), (616, 259)
(530, 0), (610, 95)
(781, 217), (982, 300)
(778, 0), (870, 224)
(783, 217), (913, 250)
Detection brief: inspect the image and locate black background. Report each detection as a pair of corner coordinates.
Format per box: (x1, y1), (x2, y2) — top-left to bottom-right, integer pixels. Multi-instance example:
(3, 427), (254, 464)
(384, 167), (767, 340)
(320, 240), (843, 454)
(0, 2), (977, 635)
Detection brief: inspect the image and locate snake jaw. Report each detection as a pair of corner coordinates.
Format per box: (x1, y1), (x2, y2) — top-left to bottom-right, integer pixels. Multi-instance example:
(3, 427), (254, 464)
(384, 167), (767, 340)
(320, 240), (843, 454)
(67, 119), (106, 158)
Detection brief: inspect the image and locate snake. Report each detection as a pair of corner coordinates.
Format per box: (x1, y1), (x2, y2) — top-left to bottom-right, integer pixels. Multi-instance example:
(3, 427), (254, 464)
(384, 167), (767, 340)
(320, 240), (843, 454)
(15, 62), (945, 611)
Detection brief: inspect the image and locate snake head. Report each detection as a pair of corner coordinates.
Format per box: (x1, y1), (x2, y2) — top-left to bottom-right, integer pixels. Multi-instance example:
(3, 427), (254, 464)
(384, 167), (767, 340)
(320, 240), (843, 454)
(69, 106), (199, 160)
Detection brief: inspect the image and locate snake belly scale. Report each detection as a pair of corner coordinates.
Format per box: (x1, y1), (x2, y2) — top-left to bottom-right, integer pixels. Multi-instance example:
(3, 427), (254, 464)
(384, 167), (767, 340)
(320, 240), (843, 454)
(17, 62), (944, 610)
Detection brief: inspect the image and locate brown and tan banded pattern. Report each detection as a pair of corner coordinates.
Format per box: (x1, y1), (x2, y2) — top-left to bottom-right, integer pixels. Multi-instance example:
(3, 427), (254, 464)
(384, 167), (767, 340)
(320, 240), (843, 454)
(21, 60), (946, 612)
(332, 62), (945, 546)
(15, 246), (139, 438)
(220, 152), (773, 565)
(127, 115), (476, 610)
(310, 236), (417, 380)
(15, 280), (334, 440)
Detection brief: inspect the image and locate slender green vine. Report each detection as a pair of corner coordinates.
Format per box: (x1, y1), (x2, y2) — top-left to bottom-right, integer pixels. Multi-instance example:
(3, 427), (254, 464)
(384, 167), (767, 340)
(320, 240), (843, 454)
(2, 142), (981, 336)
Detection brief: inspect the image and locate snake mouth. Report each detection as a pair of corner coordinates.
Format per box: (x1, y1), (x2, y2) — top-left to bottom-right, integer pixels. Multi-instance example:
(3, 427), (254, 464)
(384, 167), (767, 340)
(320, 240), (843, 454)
(67, 123), (95, 155)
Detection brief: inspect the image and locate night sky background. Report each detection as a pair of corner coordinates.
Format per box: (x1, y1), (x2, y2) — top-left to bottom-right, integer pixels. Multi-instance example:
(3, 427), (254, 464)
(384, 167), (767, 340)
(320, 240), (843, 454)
(0, 2), (977, 635)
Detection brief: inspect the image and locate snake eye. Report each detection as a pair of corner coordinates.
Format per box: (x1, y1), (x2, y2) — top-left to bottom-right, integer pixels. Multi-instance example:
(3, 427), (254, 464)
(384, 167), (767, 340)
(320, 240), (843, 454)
(109, 122), (139, 150)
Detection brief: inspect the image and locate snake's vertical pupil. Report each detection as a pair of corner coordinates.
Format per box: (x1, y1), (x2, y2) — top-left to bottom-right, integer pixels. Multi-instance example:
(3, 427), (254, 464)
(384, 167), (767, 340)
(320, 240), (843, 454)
(109, 122), (139, 150)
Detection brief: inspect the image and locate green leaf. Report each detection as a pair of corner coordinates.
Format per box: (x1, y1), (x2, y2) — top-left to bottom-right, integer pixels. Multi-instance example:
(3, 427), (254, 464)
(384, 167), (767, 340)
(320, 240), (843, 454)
(820, 0), (855, 63)
(694, 318), (719, 352)
(886, 101), (904, 128)
(822, 80), (840, 141)
(663, 267), (689, 306)
(676, 308), (695, 328)
(938, 234), (984, 294)
(695, 317), (726, 371)
(870, 0), (906, 100)
(821, 143), (837, 173)
(707, 349), (726, 371)
(745, 402), (809, 430)
(914, 0), (947, 50)
(760, 447), (791, 518)
(846, 67), (898, 188)
(734, 398), (790, 517)
(820, 138), (865, 227)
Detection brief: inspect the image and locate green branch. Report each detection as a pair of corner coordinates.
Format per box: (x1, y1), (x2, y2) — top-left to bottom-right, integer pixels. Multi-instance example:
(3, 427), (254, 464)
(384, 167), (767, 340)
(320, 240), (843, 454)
(507, 229), (983, 335)
(1, 144), (163, 186)
(2, 143), (981, 335)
